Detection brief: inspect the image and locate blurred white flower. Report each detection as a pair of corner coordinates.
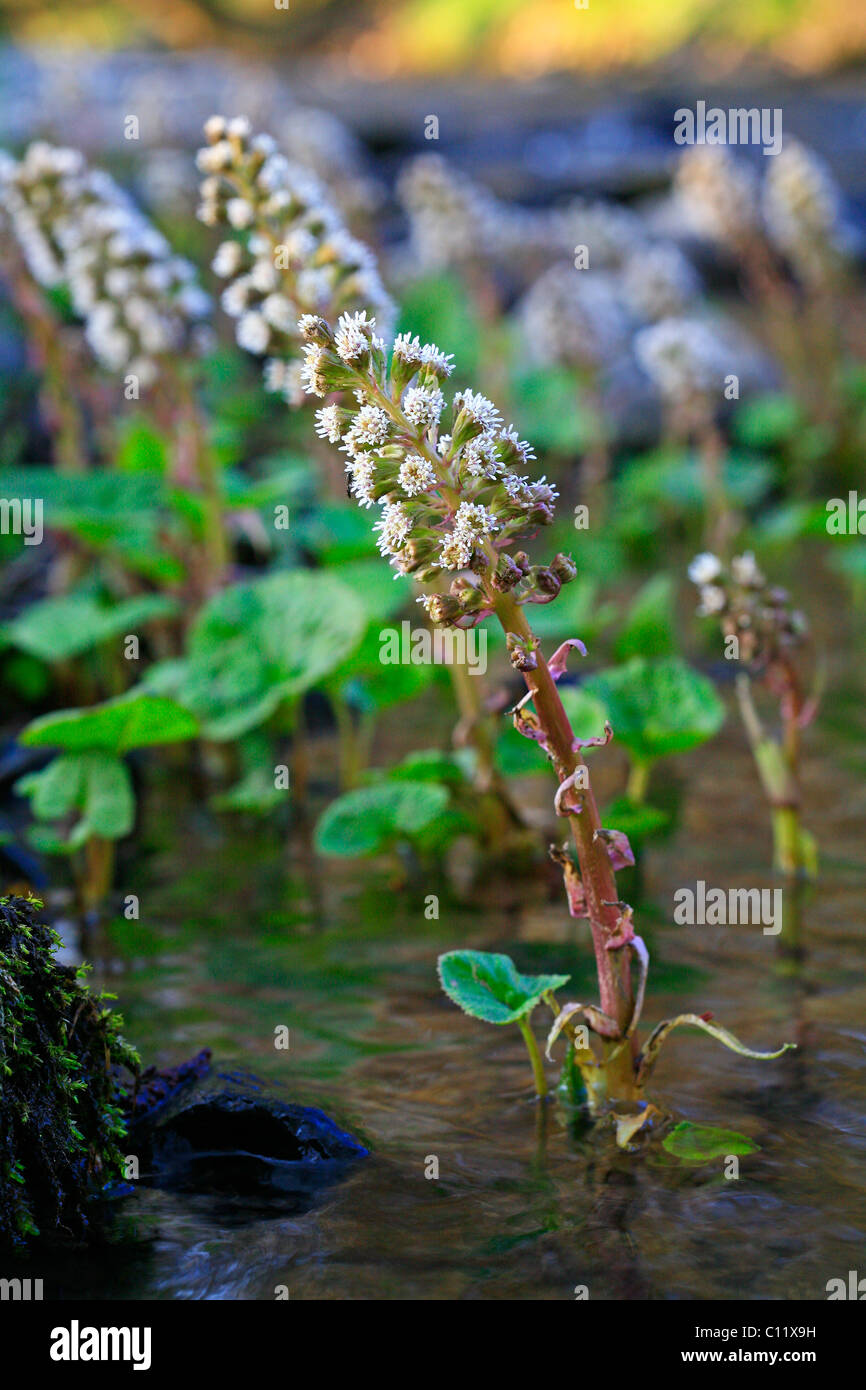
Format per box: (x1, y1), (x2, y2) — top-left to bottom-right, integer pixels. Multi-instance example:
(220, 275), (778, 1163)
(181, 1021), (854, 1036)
(689, 553), (723, 585)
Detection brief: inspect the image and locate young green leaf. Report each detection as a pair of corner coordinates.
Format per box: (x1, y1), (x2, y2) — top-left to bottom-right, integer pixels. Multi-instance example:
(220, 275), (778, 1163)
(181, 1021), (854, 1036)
(584, 656), (725, 764)
(556, 686), (611, 751)
(438, 950), (570, 1026)
(614, 574), (677, 661)
(314, 780), (449, 857)
(17, 751), (135, 846)
(3, 592), (178, 663)
(211, 765), (289, 815)
(176, 571), (367, 739)
(20, 692), (199, 755)
(384, 751), (468, 786)
(662, 1121), (759, 1164)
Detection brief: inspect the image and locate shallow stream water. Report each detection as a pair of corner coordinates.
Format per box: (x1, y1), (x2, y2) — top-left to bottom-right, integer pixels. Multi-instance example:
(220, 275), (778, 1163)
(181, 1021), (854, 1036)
(22, 578), (865, 1302)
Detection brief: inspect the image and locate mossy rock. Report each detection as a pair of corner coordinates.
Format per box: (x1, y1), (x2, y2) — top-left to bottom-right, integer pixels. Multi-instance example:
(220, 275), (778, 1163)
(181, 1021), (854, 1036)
(0, 895), (139, 1248)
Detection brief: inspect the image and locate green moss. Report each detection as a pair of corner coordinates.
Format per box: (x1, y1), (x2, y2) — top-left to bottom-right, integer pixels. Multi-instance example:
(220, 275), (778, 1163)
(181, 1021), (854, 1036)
(0, 895), (139, 1248)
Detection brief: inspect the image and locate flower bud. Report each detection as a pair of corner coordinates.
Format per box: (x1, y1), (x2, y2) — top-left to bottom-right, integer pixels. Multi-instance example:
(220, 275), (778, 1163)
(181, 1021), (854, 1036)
(298, 314), (334, 346)
(426, 594), (463, 625)
(492, 554), (524, 591)
(507, 633), (538, 671)
(536, 566), (561, 595)
(550, 552), (577, 584)
(399, 536), (437, 573)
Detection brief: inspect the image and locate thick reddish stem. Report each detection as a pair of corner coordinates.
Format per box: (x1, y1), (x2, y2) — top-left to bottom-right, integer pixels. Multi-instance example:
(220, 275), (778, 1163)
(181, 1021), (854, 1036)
(493, 592), (636, 1041)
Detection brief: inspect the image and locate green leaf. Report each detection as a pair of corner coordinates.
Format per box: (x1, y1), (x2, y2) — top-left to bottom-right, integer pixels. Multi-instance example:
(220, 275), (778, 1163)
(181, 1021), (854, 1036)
(296, 505), (378, 564)
(495, 724), (546, 777)
(614, 574), (677, 660)
(557, 686), (612, 749)
(3, 592), (178, 663)
(20, 692), (198, 754)
(510, 365), (589, 453)
(438, 950), (570, 1025)
(754, 501), (829, 543)
(0, 465), (183, 582)
(138, 658), (189, 698)
(329, 559), (413, 623)
(176, 570), (367, 739)
(314, 779), (449, 857)
(211, 765), (288, 815)
(615, 449), (774, 518)
(114, 418), (169, 475)
(662, 1121), (759, 1164)
(385, 750), (468, 785)
(518, 576), (616, 642)
(0, 466), (163, 527)
(334, 640), (437, 715)
(583, 657), (725, 764)
(830, 543), (866, 582)
(731, 392), (801, 449)
(222, 461), (312, 511)
(601, 793), (671, 842)
(397, 273), (481, 378)
(16, 751), (134, 845)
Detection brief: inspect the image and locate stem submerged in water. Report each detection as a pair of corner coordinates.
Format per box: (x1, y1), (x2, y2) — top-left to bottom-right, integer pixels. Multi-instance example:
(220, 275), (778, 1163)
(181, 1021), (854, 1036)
(517, 1016), (548, 1099)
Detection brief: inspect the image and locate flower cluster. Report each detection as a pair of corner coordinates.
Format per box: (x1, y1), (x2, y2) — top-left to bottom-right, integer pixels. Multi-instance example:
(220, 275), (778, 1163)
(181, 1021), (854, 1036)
(689, 551), (807, 670)
(763, 140), (842, 286)
(518, 264), (630, 371)
(196, 116), (393, 406)
(634, 315), (733, 416)
(397, 154), (641, 283)
(278, 107), (383, 225)
(674, 147), (761, 252)
(620, 242), (699, 322)
(675, 141), (845, 289)
(1, 141), (211, 389)
(397, 154), (547, 273)
(299, 312), (571, 625)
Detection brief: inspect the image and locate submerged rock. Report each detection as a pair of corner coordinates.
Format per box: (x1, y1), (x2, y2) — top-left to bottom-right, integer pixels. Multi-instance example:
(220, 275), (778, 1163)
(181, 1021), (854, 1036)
(126, 1059), (368, 1200)
(0, 892), (365, 1245)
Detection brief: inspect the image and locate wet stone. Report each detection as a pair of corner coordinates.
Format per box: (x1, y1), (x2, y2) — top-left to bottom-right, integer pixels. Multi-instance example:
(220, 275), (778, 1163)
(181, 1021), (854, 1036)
(126, 1058), (368, 1201)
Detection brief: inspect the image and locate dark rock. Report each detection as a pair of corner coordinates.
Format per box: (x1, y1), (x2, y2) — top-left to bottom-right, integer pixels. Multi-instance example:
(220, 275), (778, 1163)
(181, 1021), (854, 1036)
(126, 1060), (368, 1201)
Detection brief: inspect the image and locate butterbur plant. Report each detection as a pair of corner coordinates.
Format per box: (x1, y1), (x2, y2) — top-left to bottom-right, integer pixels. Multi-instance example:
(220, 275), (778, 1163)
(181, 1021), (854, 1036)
(674, 143), (853, 476)
(188, 109), (796, 1142)
(2, 141), (211, 391)
(689, 551), (818, 942)
(1, 140), (226, 597)
(197, 115), (393, 410)
(634, 315), (738, 553)
(306, 310), (796, 1131)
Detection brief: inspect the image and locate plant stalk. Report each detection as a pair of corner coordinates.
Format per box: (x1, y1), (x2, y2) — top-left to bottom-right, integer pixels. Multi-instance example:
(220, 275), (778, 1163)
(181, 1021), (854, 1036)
(517, 1016), (548, 1099)
(492, 591), (636, 1047)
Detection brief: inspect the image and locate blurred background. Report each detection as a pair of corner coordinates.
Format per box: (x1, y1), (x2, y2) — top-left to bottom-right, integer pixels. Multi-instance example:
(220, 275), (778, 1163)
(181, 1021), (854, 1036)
(1, 0), (865, 201)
